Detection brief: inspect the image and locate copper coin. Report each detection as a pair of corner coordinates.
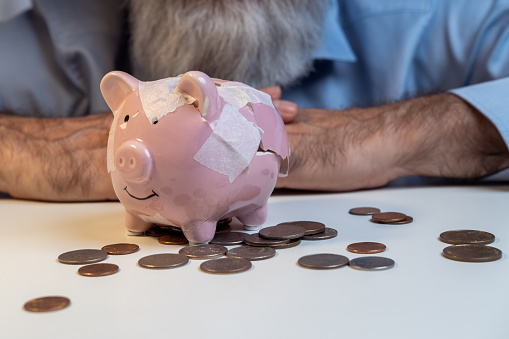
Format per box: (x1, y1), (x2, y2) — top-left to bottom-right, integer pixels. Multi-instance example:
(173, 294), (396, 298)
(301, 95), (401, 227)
(58, 249), (108, 265)
(243, 233), (290, 246)
(277, 221), (326, 235)
(144, 227), (166, 237)
(298, 253), (349, 269)
(371, 212), (407, 223)
(347, 242), (386, 254)
(200, 258), (252, 274)
(210, 232), (248, 246)
(271, 238), (302, 249)
(24, 296), (70, 312)
(179, 244), (227, 259)
(101, 243), (139, 255)
(227, 246), (276, 261)
(349, 207), (381, 215)
(138, 253), (189, 269)
(78, 263), (119, 277)
(371, 216), (414, 225)
(442, 244), (502, 262)
(349, 256), (395, 270)
(439, 230), (495, 245)
(158, 233), (189, 245)
(259, 224), (306, 240)
(302, 228), (338, 241)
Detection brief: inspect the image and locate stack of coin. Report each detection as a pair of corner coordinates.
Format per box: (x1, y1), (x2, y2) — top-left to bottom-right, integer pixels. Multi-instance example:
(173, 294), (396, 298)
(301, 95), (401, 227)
(439, 229), (502, 262)
(370, 212), (413, 225)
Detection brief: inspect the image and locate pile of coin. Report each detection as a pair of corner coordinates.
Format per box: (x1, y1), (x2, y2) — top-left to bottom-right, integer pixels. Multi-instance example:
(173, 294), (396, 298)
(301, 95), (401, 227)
(349, 207), (413, 225)
(439, 229), (502, 262)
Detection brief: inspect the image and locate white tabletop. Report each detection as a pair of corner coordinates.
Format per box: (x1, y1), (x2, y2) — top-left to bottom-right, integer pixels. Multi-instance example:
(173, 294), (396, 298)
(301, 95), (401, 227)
(2, 185), (509, 339)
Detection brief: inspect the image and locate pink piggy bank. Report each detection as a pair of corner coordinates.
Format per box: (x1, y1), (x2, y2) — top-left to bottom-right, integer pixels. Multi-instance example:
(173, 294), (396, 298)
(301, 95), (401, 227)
(100, 70), (289, 244)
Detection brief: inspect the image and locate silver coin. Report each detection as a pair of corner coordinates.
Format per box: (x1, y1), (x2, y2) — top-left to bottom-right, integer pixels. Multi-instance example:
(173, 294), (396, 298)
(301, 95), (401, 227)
(138, 253), (189, 269)
(200, 258), (252, 274)
(57, 249), (108, 265)
(244, 233), (290, 246)
(301, 228), (338, 241)
(349, 256), (395, 270)
(179, 244), (227, 259)
(297, 253), (349, 269)
(227, 246), (276, 261)
(259, 224), (306, 240)
(210, 232), (248, 246)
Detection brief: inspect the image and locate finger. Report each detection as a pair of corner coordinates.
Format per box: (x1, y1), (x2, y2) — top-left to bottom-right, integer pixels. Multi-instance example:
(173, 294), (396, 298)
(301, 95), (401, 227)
(259, 86), (282, 100)
(273, 99), (298, 123)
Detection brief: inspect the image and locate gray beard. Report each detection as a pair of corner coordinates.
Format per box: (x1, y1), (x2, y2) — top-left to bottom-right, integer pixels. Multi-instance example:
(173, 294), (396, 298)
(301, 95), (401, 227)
(128, 0), (327, 88)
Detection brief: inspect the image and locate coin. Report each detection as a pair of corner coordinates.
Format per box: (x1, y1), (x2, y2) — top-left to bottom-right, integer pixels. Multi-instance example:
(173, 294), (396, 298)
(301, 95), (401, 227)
(270, 238), (302, 249)
(210, 232), (248, 245)
(24, 296), (70, 312)
(179, 244), (228, 259)
(302, 228), (338, 241)
(371, 212), (407, 223)
(439, 230), (495, 245)
(227, 246), (276, 261)
(371, 216), (414, 225)
(138, 253), (189, 269)
(349, 207), (381, 215)
(243, 233), (290, 246)
(58, 249), (108, 265)
(259, 224), (306, 240)
(349, 256), (395, 270)
(346, 242), (386, 254)
(158, 233), (189, 245)
(297, 253), (349, 269)
(78, 263), (119, 277)
(277, 221), (326, 235)
(200, 258), (252, 274)
(442, 244), (502, 262)
(101, 243), (139, 255)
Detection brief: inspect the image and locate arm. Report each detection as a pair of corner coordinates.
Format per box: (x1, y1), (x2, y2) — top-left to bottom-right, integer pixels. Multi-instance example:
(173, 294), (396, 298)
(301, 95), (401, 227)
(0, 113), (117, 201)
(277, 93), (509, 191)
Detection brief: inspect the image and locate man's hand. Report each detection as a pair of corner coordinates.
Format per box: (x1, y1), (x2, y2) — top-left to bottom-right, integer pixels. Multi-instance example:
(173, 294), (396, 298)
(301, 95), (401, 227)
(0, 113), (117, 201)
(277, 93), (509, 191)
(259, 86), (298, 123)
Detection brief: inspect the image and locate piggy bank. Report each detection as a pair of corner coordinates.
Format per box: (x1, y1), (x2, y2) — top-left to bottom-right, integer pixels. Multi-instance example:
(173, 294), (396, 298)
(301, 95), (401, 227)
(100, 71), (289, 244)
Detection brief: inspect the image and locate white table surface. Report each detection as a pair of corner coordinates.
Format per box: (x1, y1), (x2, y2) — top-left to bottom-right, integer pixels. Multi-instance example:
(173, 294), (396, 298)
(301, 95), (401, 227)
(2, 185), (509, 339)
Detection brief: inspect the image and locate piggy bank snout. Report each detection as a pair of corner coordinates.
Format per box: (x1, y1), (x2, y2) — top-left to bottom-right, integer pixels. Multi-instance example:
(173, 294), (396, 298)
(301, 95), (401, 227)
(115, 140), (153, 184)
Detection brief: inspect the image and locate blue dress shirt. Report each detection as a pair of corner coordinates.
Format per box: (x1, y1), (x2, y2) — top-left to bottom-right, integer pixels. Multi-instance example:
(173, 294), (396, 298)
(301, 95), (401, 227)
(283, 0), (509, 148)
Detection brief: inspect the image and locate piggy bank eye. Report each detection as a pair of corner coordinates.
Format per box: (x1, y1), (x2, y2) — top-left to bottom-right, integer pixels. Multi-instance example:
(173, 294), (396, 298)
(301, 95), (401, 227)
(152, 118), (158, 125)
(124, 115), (130, 123)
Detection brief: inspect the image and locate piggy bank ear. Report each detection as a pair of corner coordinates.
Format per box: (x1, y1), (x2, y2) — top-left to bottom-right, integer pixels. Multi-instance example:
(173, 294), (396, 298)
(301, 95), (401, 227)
(174, 71), (220, 120)
(100, 71), (139, 113)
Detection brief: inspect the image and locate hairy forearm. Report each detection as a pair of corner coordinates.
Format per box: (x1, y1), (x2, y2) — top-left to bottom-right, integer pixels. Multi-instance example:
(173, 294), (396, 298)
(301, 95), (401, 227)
(0, 113), (116, 201)
(278, 93), (509, 191)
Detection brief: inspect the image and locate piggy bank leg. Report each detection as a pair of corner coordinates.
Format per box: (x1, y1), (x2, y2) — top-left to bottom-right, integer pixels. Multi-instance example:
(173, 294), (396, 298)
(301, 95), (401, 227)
(125, 211), (152, 236)
(182, 220), (217, 245)
(237, 204), (268, 231)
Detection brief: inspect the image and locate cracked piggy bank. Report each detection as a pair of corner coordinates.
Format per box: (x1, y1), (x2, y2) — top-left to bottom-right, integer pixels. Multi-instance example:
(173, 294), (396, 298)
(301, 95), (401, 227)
(100, 70), (289, 244)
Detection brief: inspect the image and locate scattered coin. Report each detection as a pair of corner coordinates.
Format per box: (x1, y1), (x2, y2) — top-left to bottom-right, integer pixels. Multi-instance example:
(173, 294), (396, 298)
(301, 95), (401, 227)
(144, 226), (167, 237)
(259, 224), (306, 240)
(24, 296), (70, 312)
(346, 242), (386, 254)
(158, 233), (189, 245)
(277, 221), (325, 235)
(227, 246), (276, 261)
(270, 238), (302, 250)
(439, 230), (495, 245)
(442, 244), (502, 262)
(58, 249), (108, 265)
(78, 263), (119, 277)
(297, 253), (349, 269)
(371, 216), (414, 225)
(179, 244), (228, 259)
(244, 233), (290, 247)
(349, 207), (381, 215)
(200, 258), (252, 274)
(302, 228), (338, 241)
(210, 232), (248, 246)
(371, 212), (407, 223)
(349, 256), (395, 270)
(101, 243), (139, 255)
(138, 253), (189, 269)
